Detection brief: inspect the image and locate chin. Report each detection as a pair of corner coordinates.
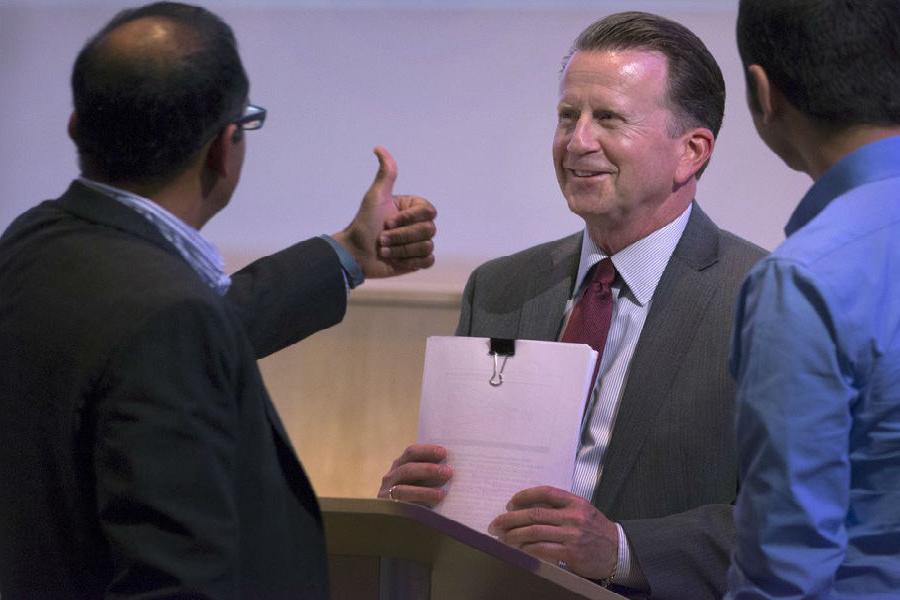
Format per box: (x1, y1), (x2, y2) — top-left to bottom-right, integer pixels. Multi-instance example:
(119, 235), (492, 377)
(565, 197), (614, 221)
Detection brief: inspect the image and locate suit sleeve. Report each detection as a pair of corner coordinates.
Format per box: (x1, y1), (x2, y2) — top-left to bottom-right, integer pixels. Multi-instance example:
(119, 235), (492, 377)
(454, 269), (477, 336)
(93, 299), (243, 599)
(620, 504), (735, 599)
(226, 237), (347, 358)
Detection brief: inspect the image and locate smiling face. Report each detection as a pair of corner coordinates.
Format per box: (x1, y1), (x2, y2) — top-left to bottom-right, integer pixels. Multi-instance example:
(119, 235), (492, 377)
(553, 49), (698, 250)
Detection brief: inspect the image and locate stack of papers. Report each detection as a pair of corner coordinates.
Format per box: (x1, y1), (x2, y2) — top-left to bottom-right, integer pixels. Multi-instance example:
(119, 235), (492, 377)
(417, 336), (597, 535)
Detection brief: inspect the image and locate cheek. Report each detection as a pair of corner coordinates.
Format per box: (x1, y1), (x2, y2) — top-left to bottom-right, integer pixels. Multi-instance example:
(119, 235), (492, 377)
(551, 133), (566, 163)
(552, 139), (568, 185)
(619, 137), (666, 170)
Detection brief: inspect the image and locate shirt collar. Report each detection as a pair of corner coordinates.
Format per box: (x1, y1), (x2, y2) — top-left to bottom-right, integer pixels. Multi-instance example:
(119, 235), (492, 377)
(575, 203), (692, 307)
(786, 134), (900, 237)
(77, 177), (231, 295)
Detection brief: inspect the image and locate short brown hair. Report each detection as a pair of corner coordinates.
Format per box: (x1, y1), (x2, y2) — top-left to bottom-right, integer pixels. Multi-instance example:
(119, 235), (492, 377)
(563, 11), (725, 140)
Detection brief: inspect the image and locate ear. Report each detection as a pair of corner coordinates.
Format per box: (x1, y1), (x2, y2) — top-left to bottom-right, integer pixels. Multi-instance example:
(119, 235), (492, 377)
(67, 112), (77, 141)
(205, 124), (240, 177)
(674, 126), (715, 184)
(747, 64), (777, 124)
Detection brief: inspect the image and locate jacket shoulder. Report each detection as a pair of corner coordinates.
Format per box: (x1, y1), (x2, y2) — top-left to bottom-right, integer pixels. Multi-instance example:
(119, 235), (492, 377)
(467, 232), (581, 283)
(716, 228), (767, 274)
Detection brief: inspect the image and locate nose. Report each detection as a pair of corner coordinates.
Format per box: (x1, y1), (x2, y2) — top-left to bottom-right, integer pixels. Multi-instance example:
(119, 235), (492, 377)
(567, 116), (600, 154)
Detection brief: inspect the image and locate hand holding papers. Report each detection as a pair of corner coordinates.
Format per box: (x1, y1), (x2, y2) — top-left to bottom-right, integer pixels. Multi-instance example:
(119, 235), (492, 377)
(416, 336), (597, 535)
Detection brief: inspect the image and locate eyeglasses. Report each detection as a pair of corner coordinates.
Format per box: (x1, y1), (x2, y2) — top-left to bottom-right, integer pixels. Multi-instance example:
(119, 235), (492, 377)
(233, 104), (267, 131)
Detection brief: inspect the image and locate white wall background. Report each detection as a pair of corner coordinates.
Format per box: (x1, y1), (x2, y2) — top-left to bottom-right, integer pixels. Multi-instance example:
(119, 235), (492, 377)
(0, 0), (810, 291)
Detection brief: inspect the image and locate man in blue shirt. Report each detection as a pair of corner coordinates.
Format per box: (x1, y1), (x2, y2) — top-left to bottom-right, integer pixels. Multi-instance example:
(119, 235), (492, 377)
(727, 1), (900, 597)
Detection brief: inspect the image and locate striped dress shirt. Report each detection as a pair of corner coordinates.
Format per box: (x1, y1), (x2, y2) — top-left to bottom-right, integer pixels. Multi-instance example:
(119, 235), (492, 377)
(78, 177), (232, 295)
(565, 204), (691, 588)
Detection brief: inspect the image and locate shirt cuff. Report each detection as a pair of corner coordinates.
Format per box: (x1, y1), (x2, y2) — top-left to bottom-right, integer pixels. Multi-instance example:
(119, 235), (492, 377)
(320, 234), (364, 289)
(611, 523), (647, 590)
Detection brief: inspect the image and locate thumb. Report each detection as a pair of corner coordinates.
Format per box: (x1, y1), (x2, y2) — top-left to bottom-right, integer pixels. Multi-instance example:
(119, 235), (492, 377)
(369, 145), (397, 198)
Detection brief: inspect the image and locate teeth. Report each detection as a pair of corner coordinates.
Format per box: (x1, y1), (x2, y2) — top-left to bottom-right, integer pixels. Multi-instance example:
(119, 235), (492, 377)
(573, 170), (600, 177)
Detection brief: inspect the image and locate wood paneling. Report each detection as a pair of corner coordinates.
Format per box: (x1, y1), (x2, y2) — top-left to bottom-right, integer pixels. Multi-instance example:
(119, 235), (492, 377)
(259, 288), (461, 498)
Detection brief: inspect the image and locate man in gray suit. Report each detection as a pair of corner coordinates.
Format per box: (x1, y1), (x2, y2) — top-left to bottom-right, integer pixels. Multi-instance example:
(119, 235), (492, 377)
(379, 12), (763, 599)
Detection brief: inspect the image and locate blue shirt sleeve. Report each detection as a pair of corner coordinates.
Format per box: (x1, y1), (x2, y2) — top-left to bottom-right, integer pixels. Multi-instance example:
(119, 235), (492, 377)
(726, 258), (854, 599)
(319, 234), (364, 289)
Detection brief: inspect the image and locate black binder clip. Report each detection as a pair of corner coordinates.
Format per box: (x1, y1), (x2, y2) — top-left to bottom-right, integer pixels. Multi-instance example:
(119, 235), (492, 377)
(488, 338), (515, 387)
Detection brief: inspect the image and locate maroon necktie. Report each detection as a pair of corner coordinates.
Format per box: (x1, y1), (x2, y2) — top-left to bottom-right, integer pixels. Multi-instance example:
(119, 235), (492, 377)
(560, 258), (616, 361)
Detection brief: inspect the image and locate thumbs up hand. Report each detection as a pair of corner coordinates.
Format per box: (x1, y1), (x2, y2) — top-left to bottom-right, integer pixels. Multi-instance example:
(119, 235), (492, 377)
(332, 146), (437, 279)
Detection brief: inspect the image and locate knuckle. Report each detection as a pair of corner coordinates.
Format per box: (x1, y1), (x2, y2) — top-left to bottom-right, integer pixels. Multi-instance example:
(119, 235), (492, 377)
(391, 467), (411, 485)
(428, 463), (449, 481)
(399, 444), (420, 463)
(529, 508), (547, 525)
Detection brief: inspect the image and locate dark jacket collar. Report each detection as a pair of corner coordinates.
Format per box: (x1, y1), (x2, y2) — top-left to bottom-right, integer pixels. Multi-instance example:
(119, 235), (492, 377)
(57, 180), (180, 258)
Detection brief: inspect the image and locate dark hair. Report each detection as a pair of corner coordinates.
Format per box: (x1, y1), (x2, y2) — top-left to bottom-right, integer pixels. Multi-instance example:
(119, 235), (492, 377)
(563, 11), (725, 140)
(737, 0), (900, 128)
(71, 2), (249, 184)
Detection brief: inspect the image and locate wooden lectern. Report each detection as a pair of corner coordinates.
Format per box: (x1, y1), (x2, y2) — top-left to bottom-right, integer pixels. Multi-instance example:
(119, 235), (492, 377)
(322, 497), (625, 600)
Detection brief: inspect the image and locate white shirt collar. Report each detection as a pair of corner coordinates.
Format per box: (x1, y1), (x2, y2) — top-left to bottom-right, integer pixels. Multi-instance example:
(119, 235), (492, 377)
(574, 203), (692, 306)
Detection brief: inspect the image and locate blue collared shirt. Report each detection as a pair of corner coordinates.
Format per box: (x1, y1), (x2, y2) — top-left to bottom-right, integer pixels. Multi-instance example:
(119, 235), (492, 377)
(726, 135), (900, 599)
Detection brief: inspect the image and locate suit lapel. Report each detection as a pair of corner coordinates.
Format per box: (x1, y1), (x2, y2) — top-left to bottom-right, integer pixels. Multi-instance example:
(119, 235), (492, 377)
(592, 203), (721, 511)
(517, 233), (582, 341)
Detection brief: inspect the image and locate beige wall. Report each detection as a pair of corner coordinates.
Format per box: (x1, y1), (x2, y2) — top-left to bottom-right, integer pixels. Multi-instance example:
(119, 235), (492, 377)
(259, 288), (462, 498)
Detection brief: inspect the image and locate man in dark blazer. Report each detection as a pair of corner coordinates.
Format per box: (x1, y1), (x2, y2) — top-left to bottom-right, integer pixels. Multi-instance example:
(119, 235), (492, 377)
(378, 12), (763, 599)
(0, 3), (436, 599)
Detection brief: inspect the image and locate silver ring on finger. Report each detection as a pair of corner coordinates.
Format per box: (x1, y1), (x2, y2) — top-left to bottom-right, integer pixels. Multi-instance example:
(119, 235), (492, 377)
(388, 484), (399, 502)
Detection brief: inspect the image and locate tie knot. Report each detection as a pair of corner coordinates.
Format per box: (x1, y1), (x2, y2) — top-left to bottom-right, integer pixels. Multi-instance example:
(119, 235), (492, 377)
(587, 258), (615, 290)
(560, 257), (615, 354)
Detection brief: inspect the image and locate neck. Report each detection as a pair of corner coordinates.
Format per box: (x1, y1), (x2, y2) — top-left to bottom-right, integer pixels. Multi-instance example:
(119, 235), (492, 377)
(88, 168), (213, 230)
(789, 121), (900, 181)
(583, 184), (694, 255)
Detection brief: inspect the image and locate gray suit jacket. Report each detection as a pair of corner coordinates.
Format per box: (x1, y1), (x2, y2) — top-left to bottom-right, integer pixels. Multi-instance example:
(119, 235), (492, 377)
(455, 203), (765, 600)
